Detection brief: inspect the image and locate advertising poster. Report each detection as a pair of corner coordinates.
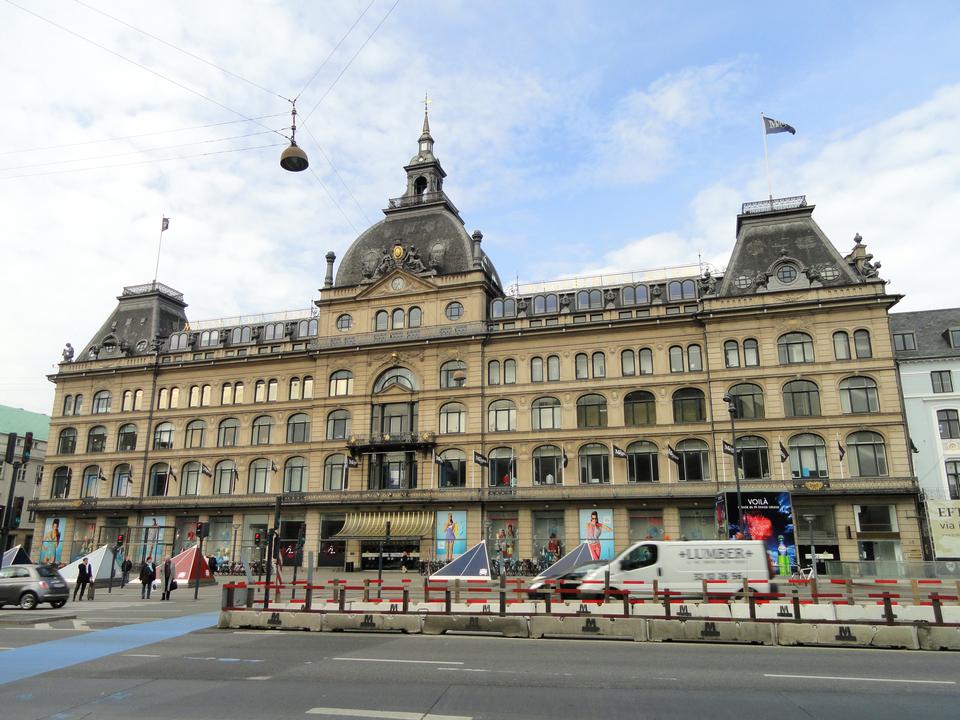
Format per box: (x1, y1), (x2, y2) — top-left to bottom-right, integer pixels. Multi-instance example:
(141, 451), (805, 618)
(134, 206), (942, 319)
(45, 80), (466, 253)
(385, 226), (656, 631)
(725, 491), (796, 576)
(38, 517), (66, 565)
(435, 510), (466, 560)
(488, 512), (519, 561)
(927, 500), (960, 559)
(579, 508), (615, 561)
(141, 516), (166, 562)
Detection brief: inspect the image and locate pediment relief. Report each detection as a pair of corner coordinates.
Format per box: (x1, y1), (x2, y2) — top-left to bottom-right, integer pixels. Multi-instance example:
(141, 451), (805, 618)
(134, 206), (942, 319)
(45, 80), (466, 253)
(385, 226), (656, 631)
(356, 270), (437, 300)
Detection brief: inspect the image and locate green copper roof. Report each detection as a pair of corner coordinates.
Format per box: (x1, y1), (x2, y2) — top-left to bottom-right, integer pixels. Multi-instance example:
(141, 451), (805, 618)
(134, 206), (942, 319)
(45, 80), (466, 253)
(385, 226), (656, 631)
(0, 404), (51, 441)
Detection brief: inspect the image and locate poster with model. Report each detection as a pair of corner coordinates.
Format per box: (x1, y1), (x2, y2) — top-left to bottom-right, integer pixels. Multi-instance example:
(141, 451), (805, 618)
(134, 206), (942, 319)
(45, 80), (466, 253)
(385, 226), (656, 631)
(579, 508), (615, 561)
(38, 517), (66, 565)
(724, 491), (797, 576)
(435, 511), (466, 560)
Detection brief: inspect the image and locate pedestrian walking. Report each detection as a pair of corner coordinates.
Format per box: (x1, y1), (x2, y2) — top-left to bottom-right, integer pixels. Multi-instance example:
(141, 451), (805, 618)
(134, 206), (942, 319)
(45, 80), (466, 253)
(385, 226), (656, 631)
(73, 557), (90, 601)
(161, 557), (176, 601)
(140, 556), (156, 599)
(120, 558), (133, 588)
(400, 549), (411, 574)
(207, 555), (218, 575)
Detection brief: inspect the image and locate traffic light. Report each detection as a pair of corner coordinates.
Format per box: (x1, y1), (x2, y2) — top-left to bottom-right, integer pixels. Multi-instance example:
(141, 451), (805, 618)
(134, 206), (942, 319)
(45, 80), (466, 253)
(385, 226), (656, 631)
(197, 522), (209, 538)
(22, 432), (33, 463)
(116, 533), (124, 548)
(11, 497), (23, 528)
(254, 531), (262, 548)
(4, 432), (16, 464)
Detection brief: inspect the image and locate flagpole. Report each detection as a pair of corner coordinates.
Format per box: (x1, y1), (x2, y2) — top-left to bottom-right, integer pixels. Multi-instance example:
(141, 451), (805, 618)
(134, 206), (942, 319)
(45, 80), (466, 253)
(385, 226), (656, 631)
(777, 435), (784, 483)
(153, 215), (166, 283)
(761, 113), (773, 205)
(561, 444), (566, 485)
(431, 451), (435, 489)
(610, 447), (616, 485)
(837, 434), (846, 480)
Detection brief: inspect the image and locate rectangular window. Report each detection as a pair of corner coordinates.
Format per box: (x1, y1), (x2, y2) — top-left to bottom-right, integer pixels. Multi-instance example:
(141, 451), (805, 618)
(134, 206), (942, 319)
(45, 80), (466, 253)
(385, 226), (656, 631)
(679, 509), (714, 541)
(665, 306), (681, 315)
(932, 370), (953, 394)
(951, 328), (960, 348)
(590, 313), (603, 322)
(545, 317), (559, 326)
(629, 510), (663, 542)
(893, 333), (916, 351)
(618, 311), (632, 320)
(529, 319), (543, 327)
(947, 461), (960, 500)
(938, 410), (960, 439)
(573, 315), (587, 324)
(855, 504), (897, 533)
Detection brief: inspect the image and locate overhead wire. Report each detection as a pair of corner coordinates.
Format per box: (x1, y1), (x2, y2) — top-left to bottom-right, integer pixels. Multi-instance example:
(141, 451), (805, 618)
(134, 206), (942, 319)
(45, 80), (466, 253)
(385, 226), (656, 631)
(301, 123), (373, 225)
(294, 0), (377, 102)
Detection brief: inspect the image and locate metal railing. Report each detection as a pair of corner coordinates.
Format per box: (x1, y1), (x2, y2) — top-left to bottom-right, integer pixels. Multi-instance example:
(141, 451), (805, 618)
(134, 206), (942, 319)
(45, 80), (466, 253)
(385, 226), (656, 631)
(386, 191), (451, 209)
(824, 560), (960, 579)
(741, 195), (807, 215)
(122, 281), (184, 301)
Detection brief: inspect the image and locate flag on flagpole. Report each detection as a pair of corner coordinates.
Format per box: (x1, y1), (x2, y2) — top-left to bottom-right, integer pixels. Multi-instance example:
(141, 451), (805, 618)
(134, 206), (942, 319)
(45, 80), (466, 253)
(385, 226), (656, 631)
(909, 438), (919, 454)
(613, 445), (627, 459)
(779, 441), (790, 463)
(667, 445), (681, 464)
(763, 115), (796, 135)
(722, 440), (736, 456)
(347, 455), (359, 468)
(473, 450), (488, 467)
(270, 460), (278, 472)
(161, 217), (170, 232)
(200, 463), (213, 477)
(837, 440), (846, 461)
(562, 447), (569, 468)
(433, 451), (445, 466)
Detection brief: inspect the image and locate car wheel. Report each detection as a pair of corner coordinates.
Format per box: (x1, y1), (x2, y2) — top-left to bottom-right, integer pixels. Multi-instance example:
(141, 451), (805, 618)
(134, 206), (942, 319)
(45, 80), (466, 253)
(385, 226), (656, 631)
(50, 599), (67, 609)
(19, 592), (39, 610)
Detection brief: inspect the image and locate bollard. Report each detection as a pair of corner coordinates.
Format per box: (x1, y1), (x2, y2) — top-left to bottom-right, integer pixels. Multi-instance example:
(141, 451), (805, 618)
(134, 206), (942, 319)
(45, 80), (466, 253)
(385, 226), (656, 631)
(363, 579), (370, 602)
(454, 579), (461, 605)
(663, 592), (672, 619)
(222, 585), (234, 609)
(304, 585), (313, 612)
(791, 587), (801, 622)
(652, 579), (659, 602)
(701, 579), (709, 602)
(304, 554), (314, 612)
(444, 588), (452, 614)
(604, 569), (611, 595)
(622, 589), (630, 617)
(744, 581), (756, 621)
(882, 592), (896, 625)
(423, 576), (429, 604)
(845, 578), (855, 606)
(245, 587), (255, 609)
(545, 585), (552, 615)
(499, 573), (506, 617)
(911, 579), (921, 606)
(338, 587), (346, 612)
(402, 587), (410, 613)
(931, 592), (944, 625)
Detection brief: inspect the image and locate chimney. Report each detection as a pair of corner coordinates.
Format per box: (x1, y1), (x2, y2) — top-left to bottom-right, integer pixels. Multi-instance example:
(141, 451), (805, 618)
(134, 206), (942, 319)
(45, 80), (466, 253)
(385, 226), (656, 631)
(324, 251), (336, 288)
(471, 230), (483, 269)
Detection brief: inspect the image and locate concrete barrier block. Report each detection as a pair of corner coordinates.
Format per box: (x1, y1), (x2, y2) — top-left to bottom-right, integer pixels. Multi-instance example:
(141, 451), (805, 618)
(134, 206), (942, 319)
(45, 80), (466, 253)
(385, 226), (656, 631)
(893, 606), (936, 623)
(941, 607), (960, 623)
(668, 602), (732, 620)
(733, 603), (837, 622)
(835, 604), (886, 622)
(918, 626), (960, 651)
(545, 601), (608, 616)
(647, 619), (773, 645)
(323, 612), (419, 633)
(222, 609), (322, 631)
(529, 615), (646, 640)
(805, 623), (918, 650)
(776, 622), (819, 646)
(341, 600), (409, 614)
(626, 601), (667, 618)
(421, 614), (528, 638)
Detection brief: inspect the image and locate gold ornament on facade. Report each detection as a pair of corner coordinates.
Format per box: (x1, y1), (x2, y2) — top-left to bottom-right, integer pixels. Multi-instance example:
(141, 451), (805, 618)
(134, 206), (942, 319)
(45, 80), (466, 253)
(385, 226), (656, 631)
(392, 244), (405, 261)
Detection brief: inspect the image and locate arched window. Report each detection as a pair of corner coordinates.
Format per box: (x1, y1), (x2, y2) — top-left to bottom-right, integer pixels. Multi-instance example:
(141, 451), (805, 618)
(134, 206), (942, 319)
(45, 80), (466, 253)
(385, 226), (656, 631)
(289, 377), (302, 400)
(848, 431), (888, 477)
(504, 298), (517, 317)
(488, 399), (517, 432)
(579, 443), (610, 484)
(789, 433), (827, 479)
(374, 367), (418, 392)
(58, 427), (77, 454)
(833, 331), (851, 360)
(74, 393), (84, 414)
(576, 290), (590, 309)
(117, 423), (137, 452)
(392, 308), (405, 329)
(668, 281), (683, 301)
(840, 376), (880, 413)
(778, 332), (815, 364)
(636, 285), (649, 304)
(624, 391), (656, 426)
(326, 409), (350, 439)
(439, 402), (465, 434)
(375, 310), (389, 331)
(263, 323), (284, 341)
(627, 441), (658, 483)
(148, 462), (171, 496)
(532, 396), (561, 430)
(533, 445), (563, 485)
(51, 466), (71, 498)
(92, 390), (111, 414)
(736, 436), (770, 479)
(213, 460), (235, 494)
(248, 459), (271, 493)
(575, 353), (589, 379)
(491, 299), (504, 319)
(199, 330), (220, 347)
(503, 359), (517, 384)
(189, 385), (201, 407)
(854, 329), (873, 359)
(122, 390), (133, 412)
(669, 346), (684, 373)
(111, 463), (132, 497)
(440, 360), (466, 388)
(217, 418), (239, 447)
(153, 422), (174, 449)
(783, 380), (821, 417)
(673, 388), (706, 423)
(267, 379), (278, 402)
(181, 461), (201, 495)
(728, 383), (765, 419)
(233, 382), (244, 403)
(298, 318), (318, 337)
(408, 307), (422, 328)
(622, 286), (636, 305)
(303, 376), (313, 399)
(545, 294), (558, 313)
(185, 419), (206, 449)
(488, 360), (501, 385)
(547, 355), (560, 381)
(621, 349), (636, 376)
(577, 394), (607, 428)
(533, 295), (546, 314)
(687, 345), (702, 372)
(63, 394), (74, 416)
(168, 388), (179, 408)
(590, 289), (603, 308)
(592, 352), (606, 378)
(743, 338), (760, 367)
(329, 370), (353, 396)
(336, 314), (353, 332)
(724, 340), (740, 368)
(639, 348), (653, 375)
(489, 447), (515, 487)
(531, 356), (544, 383)
(134, 389), (143, 410)
(81, 465), (100, 498)
(87, 426), (107, 453)
(438, 449), (466, 488)
(251, 415), (274, 445)
(255, 380), (266, 402)
(677, 439), (710, 481)
(287, 413), (310, 443)
(324, 454), (347, 491)
(284, 457), (308, 493)
(169, 333), (189, 351)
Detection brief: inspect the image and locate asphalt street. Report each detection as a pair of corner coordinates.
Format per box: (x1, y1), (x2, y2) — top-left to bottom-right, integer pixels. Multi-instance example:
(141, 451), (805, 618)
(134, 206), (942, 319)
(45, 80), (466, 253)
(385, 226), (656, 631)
(0, 582), (958, 720)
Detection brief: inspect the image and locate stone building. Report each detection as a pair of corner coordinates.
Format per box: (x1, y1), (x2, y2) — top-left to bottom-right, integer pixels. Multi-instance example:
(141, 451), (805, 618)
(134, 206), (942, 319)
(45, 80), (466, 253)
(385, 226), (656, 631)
(0, 404), (50, 554)
(33, 113), (922, 573)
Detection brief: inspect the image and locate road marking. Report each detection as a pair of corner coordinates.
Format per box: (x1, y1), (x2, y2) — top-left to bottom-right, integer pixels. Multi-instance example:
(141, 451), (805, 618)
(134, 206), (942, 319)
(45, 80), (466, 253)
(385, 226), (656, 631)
(764, 674), (955, 685)
(183, 656), (264, 663)
(123, 653), (161, 658)
(436, 668), (488, 673)
(246, 676), (272, 680)
(306, 709), (471, 720)
(331, 657), (464, 665)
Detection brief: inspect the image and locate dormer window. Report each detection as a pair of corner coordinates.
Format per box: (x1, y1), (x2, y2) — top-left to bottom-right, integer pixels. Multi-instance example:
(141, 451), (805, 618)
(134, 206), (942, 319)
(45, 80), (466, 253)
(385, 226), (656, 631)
(949, 328), (960, 348)
(776, 264), (798, 283)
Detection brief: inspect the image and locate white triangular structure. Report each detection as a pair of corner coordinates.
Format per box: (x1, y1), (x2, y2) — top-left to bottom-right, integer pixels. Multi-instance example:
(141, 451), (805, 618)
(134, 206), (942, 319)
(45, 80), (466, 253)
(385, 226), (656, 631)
(430, 542), (491, 581)
(59, 544), (120, 583)
(531, 542), (598, 583)
(2, 544), (32, 566)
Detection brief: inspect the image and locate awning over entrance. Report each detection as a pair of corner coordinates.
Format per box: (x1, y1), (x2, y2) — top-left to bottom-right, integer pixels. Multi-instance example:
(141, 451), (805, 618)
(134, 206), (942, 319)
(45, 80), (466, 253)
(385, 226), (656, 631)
(333, 511), (434, 540)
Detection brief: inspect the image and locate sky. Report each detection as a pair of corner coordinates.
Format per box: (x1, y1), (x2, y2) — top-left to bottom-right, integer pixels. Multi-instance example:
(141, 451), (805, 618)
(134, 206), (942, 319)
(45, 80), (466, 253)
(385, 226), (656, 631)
(2, 0), (959, 415)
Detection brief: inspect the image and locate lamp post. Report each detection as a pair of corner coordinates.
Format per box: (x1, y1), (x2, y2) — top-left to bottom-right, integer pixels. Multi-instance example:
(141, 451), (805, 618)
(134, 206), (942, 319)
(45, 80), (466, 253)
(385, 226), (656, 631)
(231, 523), (241, 567)
(722, 394), (748, 539)
(803, 513), (818, 579)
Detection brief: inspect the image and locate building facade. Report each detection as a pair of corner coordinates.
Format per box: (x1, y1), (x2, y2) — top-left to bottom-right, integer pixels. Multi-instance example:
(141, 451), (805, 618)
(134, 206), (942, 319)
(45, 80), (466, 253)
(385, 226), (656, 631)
(1, 405), (50, 554)
(33, 115), (922, 573)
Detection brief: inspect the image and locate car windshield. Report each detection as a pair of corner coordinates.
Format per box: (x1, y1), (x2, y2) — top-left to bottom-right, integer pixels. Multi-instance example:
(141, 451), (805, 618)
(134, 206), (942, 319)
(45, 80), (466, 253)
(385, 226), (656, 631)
(36, 565), (58, 577)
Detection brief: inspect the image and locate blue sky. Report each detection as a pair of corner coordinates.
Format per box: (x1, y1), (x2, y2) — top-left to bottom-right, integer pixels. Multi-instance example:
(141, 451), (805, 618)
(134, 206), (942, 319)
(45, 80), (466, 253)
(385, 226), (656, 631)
(2, 0), (959, 413)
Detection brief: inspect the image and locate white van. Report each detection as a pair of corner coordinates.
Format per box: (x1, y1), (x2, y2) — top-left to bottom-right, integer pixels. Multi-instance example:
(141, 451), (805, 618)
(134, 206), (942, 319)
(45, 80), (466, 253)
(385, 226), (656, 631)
(578, 540), (772, 599)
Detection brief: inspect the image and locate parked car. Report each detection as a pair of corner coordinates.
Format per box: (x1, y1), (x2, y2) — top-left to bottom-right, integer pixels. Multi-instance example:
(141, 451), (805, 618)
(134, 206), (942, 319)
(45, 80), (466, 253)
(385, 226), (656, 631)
(0, 564), (70, 609)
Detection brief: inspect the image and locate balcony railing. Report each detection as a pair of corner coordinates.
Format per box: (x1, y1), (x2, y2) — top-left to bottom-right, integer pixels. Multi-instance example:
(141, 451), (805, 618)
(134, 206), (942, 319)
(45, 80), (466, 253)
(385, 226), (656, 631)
(346, 432), (437, 450)
(122, 281), (184, 301)
(741, 195), (807, 215)
(386, 191), (449, 210)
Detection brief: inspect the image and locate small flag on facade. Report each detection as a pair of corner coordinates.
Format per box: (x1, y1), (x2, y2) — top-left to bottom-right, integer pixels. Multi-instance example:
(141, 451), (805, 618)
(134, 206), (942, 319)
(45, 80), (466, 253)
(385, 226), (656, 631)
(347, 456), (359, 468)
(433, 451), (445, 466)
(161, 217), (170, 232)
(667, 445), (681, 464)
(613, 445), (627, 459)
(201, 463), (212, 477)
(837, 441), (846, 461)
(562, 448), (569, 468)
(473, 450), (488, 467)
(763, 115), (796, 135)
(779, 442), (790, 463)
(909, 438), (919, 454)
(97, 467), (108, 482)
(270, 460), (278, 472)
(722, 440), (736, 456)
